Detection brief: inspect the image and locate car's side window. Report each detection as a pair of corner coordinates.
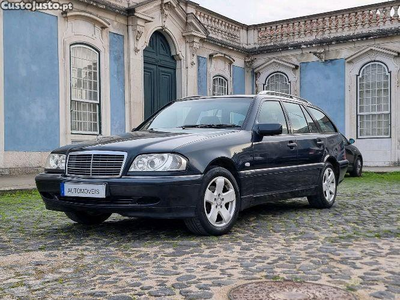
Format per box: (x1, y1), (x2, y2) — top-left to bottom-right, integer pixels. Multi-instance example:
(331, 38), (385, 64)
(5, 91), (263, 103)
(308, 107), (337, 133)
(301, 106), (319, 133)
(341, 134), (350, 145)
(258, 101), (288, 134)
(282, 102), (309, 134)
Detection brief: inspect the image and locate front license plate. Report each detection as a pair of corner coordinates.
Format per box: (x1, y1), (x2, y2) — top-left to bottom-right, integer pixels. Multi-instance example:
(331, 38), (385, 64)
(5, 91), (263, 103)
(61, 183), (106, 198)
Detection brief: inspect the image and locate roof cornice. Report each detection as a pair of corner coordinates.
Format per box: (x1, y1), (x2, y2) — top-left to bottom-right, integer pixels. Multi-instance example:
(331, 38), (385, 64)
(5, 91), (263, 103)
(76, 0), (128, 15)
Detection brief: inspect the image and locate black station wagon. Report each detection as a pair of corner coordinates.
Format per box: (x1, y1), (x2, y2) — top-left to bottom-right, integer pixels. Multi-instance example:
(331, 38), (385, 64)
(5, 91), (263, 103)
(36, 91), (348, 235)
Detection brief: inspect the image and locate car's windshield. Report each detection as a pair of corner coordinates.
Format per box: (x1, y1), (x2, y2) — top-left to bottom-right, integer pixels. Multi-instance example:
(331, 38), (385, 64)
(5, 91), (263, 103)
(140, 98), (252, 130)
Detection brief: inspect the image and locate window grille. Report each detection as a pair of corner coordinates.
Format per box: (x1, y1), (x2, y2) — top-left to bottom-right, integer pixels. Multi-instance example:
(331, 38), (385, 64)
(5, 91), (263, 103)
(357, 62), (390, 138)
(212, 76), (228, 96)
(265, 72), (290, 94)
(70, 45), (100, 134)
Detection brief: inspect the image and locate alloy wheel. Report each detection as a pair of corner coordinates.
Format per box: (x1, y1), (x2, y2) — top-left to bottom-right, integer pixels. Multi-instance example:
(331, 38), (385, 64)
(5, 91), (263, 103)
(356, 159), (362, 174)
(322, 167), (336, 203)
(204, 176), (236, 227)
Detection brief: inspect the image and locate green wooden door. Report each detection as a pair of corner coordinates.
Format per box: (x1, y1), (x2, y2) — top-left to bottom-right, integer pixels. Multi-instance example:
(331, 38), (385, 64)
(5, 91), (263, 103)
(144, 31), (176, 119)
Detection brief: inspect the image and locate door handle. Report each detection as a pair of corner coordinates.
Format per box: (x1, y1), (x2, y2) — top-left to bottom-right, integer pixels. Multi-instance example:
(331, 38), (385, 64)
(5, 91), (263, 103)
(287, 141), (297, 149)
(316, 139), (324, 146)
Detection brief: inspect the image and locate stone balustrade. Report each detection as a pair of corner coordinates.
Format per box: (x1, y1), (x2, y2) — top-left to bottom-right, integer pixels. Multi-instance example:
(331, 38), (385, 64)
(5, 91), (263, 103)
(96, 0), (400, 49)
(193, 1), (400, 49)
(195, 10), (244, 46)
(256, 2), (400, 46)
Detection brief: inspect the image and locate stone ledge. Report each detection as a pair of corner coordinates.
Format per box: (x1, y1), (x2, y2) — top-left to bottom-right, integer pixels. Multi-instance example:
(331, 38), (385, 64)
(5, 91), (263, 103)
(0, 174), (37, 192)
(0, 167), (43, 177)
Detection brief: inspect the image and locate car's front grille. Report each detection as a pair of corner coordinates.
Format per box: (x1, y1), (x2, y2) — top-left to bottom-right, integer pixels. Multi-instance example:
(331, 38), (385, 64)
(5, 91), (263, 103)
(66, 151), (127, 177)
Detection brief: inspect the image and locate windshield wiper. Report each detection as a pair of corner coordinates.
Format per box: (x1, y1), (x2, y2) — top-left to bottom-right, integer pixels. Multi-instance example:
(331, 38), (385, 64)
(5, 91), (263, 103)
(180, 124), (241, 129)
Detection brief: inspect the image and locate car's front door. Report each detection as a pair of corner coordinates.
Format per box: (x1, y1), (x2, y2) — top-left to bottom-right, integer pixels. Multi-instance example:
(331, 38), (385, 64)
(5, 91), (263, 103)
(251, 100), (298, 196)
(281, 102), (325, 189)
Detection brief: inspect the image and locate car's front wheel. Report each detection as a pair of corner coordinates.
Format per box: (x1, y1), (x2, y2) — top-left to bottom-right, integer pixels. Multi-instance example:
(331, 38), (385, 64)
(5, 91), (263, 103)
(65, 211), (111, 225)
(184, 167), (240, 236)
(307, 163), (337, 209)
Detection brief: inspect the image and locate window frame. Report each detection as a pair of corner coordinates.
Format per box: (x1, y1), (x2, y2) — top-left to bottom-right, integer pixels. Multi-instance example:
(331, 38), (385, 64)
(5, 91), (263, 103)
(69, 43), (101, 135)
(263, 72), (291, 94)
(212, 75), (229, 96)
(356, 61), (391, 139)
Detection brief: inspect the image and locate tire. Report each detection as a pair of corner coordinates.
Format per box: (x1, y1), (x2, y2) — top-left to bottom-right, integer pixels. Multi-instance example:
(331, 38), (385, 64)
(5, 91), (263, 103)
(350, 157), (362, 177)
(307, 163), (337, 209)
(184, 167), (240, 236)
(65, 211), (111, 225)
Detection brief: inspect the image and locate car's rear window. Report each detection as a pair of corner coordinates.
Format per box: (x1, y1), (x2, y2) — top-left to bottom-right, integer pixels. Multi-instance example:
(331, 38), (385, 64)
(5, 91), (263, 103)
(301, 106), (319, 133)
(141, 98), (252, 130)
(308, 107), (337, 133)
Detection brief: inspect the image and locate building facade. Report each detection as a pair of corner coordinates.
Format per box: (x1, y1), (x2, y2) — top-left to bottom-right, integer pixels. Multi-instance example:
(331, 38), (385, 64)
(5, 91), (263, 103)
(0, 0), (400, 173)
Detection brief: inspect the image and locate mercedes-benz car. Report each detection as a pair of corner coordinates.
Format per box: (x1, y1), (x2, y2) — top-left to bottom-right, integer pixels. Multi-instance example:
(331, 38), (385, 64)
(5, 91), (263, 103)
(36, 91), (348, 236)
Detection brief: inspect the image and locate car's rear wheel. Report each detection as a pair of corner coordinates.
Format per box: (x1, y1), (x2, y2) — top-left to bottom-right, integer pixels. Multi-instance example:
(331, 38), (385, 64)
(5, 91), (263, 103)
(65, 211), (111, 225)
(184, 167), (240, 236)
(307, 163), (337, 209)
(350, 157), (362, 177)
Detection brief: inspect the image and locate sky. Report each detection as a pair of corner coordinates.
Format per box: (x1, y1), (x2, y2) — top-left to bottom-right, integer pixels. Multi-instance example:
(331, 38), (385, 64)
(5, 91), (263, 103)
(193, 0), (390, 24)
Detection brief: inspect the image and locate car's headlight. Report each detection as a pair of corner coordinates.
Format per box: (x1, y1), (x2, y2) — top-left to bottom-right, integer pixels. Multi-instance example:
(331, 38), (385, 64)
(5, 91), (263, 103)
(45, 154), (66, 170)
(129, 153), (187, 172)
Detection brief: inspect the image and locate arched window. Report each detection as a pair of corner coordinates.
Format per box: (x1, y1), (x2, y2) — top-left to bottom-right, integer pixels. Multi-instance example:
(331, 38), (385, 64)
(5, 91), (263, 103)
(212, 75), (228, 96)
(264, 72), (290, 94)
(357, 62), (390, 138)
(70, 44), (100, 134)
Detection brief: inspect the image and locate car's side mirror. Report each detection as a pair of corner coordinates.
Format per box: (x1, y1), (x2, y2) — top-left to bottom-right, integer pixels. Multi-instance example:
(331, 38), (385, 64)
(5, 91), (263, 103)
(256, 123), (283, 136)
(349, 138), (355, 144)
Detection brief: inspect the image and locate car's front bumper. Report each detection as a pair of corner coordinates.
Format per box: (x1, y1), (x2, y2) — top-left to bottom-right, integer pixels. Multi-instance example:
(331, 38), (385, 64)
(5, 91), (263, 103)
(35, 173), (203, 219)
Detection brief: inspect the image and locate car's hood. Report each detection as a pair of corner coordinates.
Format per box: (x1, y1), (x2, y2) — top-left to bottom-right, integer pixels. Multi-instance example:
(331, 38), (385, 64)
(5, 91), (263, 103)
(55, 129), (239, 155)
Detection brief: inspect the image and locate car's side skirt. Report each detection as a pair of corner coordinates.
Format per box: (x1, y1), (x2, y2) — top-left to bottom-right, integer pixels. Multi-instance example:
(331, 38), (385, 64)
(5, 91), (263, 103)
(240, 187), (318, 211)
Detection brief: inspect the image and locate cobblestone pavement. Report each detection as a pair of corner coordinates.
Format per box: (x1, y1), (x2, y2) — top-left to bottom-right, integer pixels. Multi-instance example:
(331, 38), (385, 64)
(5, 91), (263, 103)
(0, 173), (399, 299)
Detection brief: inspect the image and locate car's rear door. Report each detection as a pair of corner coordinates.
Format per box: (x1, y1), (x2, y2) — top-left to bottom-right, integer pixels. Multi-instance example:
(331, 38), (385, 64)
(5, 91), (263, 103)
(281, 102), (325, 189)
(251, 100), (298, 196)
(307, 106), (344, 164)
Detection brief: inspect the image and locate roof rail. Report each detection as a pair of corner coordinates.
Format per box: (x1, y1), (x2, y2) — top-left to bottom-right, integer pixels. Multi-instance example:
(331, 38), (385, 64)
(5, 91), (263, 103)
(257, 91), (311, 104)
(179, 95), (203, 101)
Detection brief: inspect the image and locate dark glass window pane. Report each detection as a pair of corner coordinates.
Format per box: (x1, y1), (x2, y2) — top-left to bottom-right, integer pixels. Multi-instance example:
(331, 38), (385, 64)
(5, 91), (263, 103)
(302, 106), (319, 133)
(283, 102), (309, 133)
(258, 101), (288, 134)
(145, 98), (251, 129)
(308, 107), (336, 133)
